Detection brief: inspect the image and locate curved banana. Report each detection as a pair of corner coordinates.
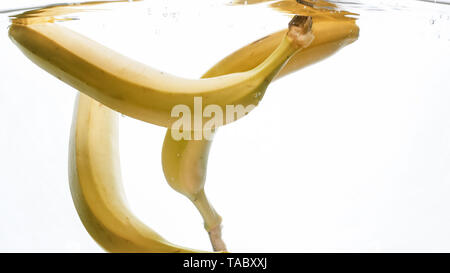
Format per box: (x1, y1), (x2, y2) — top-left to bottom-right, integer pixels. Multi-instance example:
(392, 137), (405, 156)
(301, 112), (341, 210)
(69, 93), (201, 253)
(162, 15), (359, 251)
(9, 17), (314, 128)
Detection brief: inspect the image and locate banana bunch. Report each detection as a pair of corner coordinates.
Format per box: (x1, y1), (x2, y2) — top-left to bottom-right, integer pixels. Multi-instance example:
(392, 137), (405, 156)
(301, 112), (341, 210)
(8, 2), (359, 252)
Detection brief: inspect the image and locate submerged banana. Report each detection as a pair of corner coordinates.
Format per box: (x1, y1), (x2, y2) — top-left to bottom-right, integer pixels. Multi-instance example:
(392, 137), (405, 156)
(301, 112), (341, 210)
(161, 16), (314, 252)
(162, 16), (359, 248)
(69, 93), (202, 253)
(162, 15), (359, 251)
(9, 16), (314, 128)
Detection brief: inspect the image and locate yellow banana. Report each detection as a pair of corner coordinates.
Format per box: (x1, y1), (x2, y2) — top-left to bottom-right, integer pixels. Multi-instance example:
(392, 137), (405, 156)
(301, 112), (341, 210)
(69, 93), (202, 253)
(162, 15), (359, 251)
(9, 16), (314, 128)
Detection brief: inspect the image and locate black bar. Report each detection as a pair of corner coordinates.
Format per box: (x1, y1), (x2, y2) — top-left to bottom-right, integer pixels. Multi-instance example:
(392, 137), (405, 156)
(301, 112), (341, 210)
(0, 253), (448, 272)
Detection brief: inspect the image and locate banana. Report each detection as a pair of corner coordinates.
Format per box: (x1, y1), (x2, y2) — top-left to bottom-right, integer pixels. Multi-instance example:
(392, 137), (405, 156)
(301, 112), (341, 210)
(69, 92), (202, 253)
(162, 15), (359, 251)
(9, 16), (314, 128)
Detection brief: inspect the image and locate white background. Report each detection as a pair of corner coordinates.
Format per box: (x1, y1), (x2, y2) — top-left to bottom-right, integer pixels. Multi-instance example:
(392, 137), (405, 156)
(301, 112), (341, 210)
(1, 0), (450, 252)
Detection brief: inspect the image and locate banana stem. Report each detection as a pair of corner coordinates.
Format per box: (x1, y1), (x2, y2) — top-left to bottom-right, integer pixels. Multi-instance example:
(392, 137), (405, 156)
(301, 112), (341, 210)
(191, 190), (226, 252)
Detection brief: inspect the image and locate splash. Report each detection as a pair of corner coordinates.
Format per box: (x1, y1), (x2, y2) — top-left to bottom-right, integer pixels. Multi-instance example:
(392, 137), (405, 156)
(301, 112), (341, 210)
(270, 0), (358, 20)
(231, 0), (275, 4)
(232, 0), (359, 20)
(9, 0), (141, 25)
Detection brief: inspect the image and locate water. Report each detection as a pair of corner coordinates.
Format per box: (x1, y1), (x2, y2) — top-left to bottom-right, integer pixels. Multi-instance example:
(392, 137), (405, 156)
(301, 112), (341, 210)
(1, 0), (450, 252)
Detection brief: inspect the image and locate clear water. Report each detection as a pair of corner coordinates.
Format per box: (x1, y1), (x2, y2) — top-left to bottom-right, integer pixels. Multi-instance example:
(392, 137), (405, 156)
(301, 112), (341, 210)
(1, 0), (450, 252)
